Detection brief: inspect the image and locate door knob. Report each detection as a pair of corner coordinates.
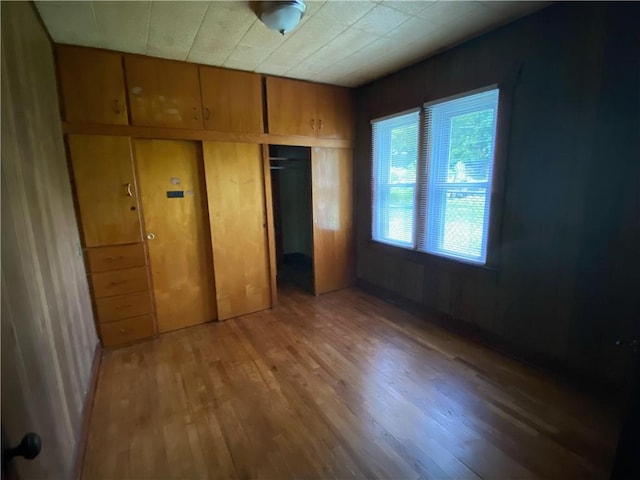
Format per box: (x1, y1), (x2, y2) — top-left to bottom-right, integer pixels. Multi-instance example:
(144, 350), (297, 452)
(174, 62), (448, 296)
(2, 432), (41, 475)
(146, 233), (155, 240)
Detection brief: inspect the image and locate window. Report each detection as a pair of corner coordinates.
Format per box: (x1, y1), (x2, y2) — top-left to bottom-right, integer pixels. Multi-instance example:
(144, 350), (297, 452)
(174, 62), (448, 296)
(371, 109), (420, 247)
(371, 87), (499, 265)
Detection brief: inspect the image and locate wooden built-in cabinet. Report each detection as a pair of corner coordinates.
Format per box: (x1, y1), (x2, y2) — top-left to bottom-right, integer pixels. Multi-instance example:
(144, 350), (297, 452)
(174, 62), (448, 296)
(85, 243), (155, 347)
(125, 55), (203, 129)
(68, 135), (142, 247)
(69, 134), (156, 348)
(199, 66), (264, 134)
(60, 46), (356, 348)
(266, 76), (355, 140)
(57, 45), (128, 125)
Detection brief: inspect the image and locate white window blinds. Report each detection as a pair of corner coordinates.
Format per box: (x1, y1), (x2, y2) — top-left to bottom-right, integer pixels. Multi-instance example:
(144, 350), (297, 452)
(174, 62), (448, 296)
(371, 110), (420, 247)
(421, 88), (499, 263)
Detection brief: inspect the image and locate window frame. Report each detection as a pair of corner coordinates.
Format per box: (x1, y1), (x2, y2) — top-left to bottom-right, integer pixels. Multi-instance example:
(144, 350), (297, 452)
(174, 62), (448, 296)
(369, 82), (514, 272)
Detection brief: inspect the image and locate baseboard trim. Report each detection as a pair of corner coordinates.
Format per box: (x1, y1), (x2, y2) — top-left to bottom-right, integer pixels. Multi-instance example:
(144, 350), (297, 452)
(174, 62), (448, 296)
(356, 278), (624, 405)
(72, 342), (102, 480)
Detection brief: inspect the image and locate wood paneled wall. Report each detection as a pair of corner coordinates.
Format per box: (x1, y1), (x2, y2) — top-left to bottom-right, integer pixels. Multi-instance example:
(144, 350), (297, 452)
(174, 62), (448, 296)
(355, 3), (640, 389)
(1, 2), (99, 478)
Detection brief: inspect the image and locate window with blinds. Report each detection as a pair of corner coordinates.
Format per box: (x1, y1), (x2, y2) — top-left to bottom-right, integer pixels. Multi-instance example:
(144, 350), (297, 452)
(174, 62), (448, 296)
(371, 88), (499, 265)
(371, 110), (420, 247)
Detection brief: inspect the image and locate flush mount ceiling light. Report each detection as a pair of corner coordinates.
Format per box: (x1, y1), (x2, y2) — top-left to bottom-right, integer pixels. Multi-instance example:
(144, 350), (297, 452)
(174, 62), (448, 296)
(259, 1), (306, 35)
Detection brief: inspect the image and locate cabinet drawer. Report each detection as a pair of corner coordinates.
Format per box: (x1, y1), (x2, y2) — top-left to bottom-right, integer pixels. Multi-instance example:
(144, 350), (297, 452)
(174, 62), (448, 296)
(91, 266), (148, 298)
(95, 291), (152, 323)
(86, 244), (146, 273)
(99, 315), (154, 347)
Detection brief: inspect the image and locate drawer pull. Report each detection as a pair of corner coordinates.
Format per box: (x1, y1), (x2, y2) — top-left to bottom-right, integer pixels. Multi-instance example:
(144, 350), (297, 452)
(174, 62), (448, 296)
(109, 280), (128, 287)
(115, 304), (133, 311)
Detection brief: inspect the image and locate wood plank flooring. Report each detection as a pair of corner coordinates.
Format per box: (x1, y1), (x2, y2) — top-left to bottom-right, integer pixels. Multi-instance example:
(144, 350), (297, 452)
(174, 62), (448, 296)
(83, 286), (620, 479)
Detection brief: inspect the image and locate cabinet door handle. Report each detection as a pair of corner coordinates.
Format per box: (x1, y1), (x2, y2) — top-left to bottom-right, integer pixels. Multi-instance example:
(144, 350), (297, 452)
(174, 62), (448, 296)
(203, 107), (211, 121)
(311, 119), (315, 130)
(126, 183), (133, 197)
(318, 119), (323, 131)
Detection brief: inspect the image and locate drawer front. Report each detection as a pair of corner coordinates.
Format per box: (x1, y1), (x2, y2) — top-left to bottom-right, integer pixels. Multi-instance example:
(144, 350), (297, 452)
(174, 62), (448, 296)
(100, 315), (154, 347)
(91, 266), (148, 298)
(95, 291), (152, 323)
(86, 243), (146, 273)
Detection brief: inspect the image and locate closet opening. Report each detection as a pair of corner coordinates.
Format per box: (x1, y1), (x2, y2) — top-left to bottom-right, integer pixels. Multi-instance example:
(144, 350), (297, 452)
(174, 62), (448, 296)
(269, 145), (314, 293)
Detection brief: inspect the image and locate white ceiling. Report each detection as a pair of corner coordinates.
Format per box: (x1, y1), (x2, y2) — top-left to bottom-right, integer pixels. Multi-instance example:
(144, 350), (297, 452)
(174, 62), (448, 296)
(35, 1), (548, 87)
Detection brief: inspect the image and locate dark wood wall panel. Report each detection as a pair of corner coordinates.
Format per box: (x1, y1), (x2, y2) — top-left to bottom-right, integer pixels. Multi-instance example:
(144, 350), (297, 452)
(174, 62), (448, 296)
(1, 2), (99, 478)
(355, 3), (640, 388)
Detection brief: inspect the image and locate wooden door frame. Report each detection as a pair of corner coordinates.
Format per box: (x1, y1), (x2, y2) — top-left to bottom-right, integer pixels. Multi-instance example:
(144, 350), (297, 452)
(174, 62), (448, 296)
(262, 144), (278, 306)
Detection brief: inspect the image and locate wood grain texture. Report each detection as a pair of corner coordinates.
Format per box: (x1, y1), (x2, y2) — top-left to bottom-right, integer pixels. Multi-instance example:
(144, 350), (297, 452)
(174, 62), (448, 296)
(200, 66), (264, 134)
(62, 121), (354, 148)
(90, 266), (149, 299)
(1, 2), (98, 478)
(56, 44), (128, 125)
(266, 76), (317, 137)
(95, 291), (153, 323)
(135, 139), (216, 332)
(312, 147), (356, 294)
(125, 55), (203, 129)
(85, 243), (146, 273)
(68, 135), (142, 247)
(98, 314), (154, 348)
(315, 83), (355, 140)
(82, 286), (619, 479)
(203, 142), (272, 320)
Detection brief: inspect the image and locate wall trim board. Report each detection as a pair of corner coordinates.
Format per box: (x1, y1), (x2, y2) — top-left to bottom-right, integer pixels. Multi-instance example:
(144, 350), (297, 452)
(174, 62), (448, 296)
(71, 342), (102, 480)
(62, 122), (353, 149)
(356, 278), (626, 406)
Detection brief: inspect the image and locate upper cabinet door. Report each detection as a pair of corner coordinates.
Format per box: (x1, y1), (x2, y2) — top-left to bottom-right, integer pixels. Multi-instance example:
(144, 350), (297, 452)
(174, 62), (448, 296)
(57, 45), (128, 125)
(125, 56), (203, 129)
(315, 84), (355, 140)
(266, 77), (317, 137)
(69, 135), (142, 247)
(200, 67), (264, 134)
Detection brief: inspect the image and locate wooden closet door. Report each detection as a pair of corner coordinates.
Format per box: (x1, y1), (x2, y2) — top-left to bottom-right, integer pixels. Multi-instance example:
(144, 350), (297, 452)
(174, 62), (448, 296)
(125, 56), (203, 129)
(68, 135), (141, 246)
(134, 140), (216, 332)
(57, 45), (128, 125)
(315, 84), (355, 140)
(311, 147), (355, 294)
(266, 76), (317, 137)
(203, 142), (271, 320)
(200, 66), (264, 133)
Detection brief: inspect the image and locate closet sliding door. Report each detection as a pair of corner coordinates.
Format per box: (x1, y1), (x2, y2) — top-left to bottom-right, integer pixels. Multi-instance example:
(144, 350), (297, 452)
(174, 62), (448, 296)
(311, 147), (355, 294)
(203, 142), (272, 320)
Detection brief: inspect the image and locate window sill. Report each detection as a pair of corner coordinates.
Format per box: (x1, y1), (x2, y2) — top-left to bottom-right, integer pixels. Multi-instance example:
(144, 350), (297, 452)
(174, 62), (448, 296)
(367, 239), (499, 279)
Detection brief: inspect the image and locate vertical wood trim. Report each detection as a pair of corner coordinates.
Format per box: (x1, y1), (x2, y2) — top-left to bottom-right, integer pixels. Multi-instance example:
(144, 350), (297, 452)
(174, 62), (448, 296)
(71, 344), (102, 480)
(262, 144), (278, 305)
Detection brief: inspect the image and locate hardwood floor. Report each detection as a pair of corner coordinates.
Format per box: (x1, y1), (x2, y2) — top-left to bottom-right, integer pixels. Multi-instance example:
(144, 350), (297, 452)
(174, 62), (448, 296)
(83, 286), (619, 479)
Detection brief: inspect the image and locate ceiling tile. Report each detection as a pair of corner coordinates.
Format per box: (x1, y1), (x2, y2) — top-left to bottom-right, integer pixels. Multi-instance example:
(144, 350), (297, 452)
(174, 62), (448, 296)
(35, 1), (100, 47)
(417, 1), (487, 25)
(310, 27), (379, 62)
(147, 1), (210, 59)
(380, 1), (436, 16)
(93, 1), (150, 54)
(273, 15), (347, 56)
(385, 16), (442, 43)
(351, 4), (412, 35)
(186, 50), (231, 66)
(189, 2), (256, 61)
(312, 1), (377, 28)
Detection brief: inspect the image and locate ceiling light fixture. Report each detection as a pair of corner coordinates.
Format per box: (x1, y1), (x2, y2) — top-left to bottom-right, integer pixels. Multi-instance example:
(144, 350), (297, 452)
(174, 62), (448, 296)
(259, 1), (306, 35)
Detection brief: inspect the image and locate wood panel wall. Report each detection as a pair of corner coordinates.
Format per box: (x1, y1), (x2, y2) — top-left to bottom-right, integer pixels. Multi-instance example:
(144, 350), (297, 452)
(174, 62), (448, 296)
(355, 3), (640, 390)
(1, 3), (99, 478)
